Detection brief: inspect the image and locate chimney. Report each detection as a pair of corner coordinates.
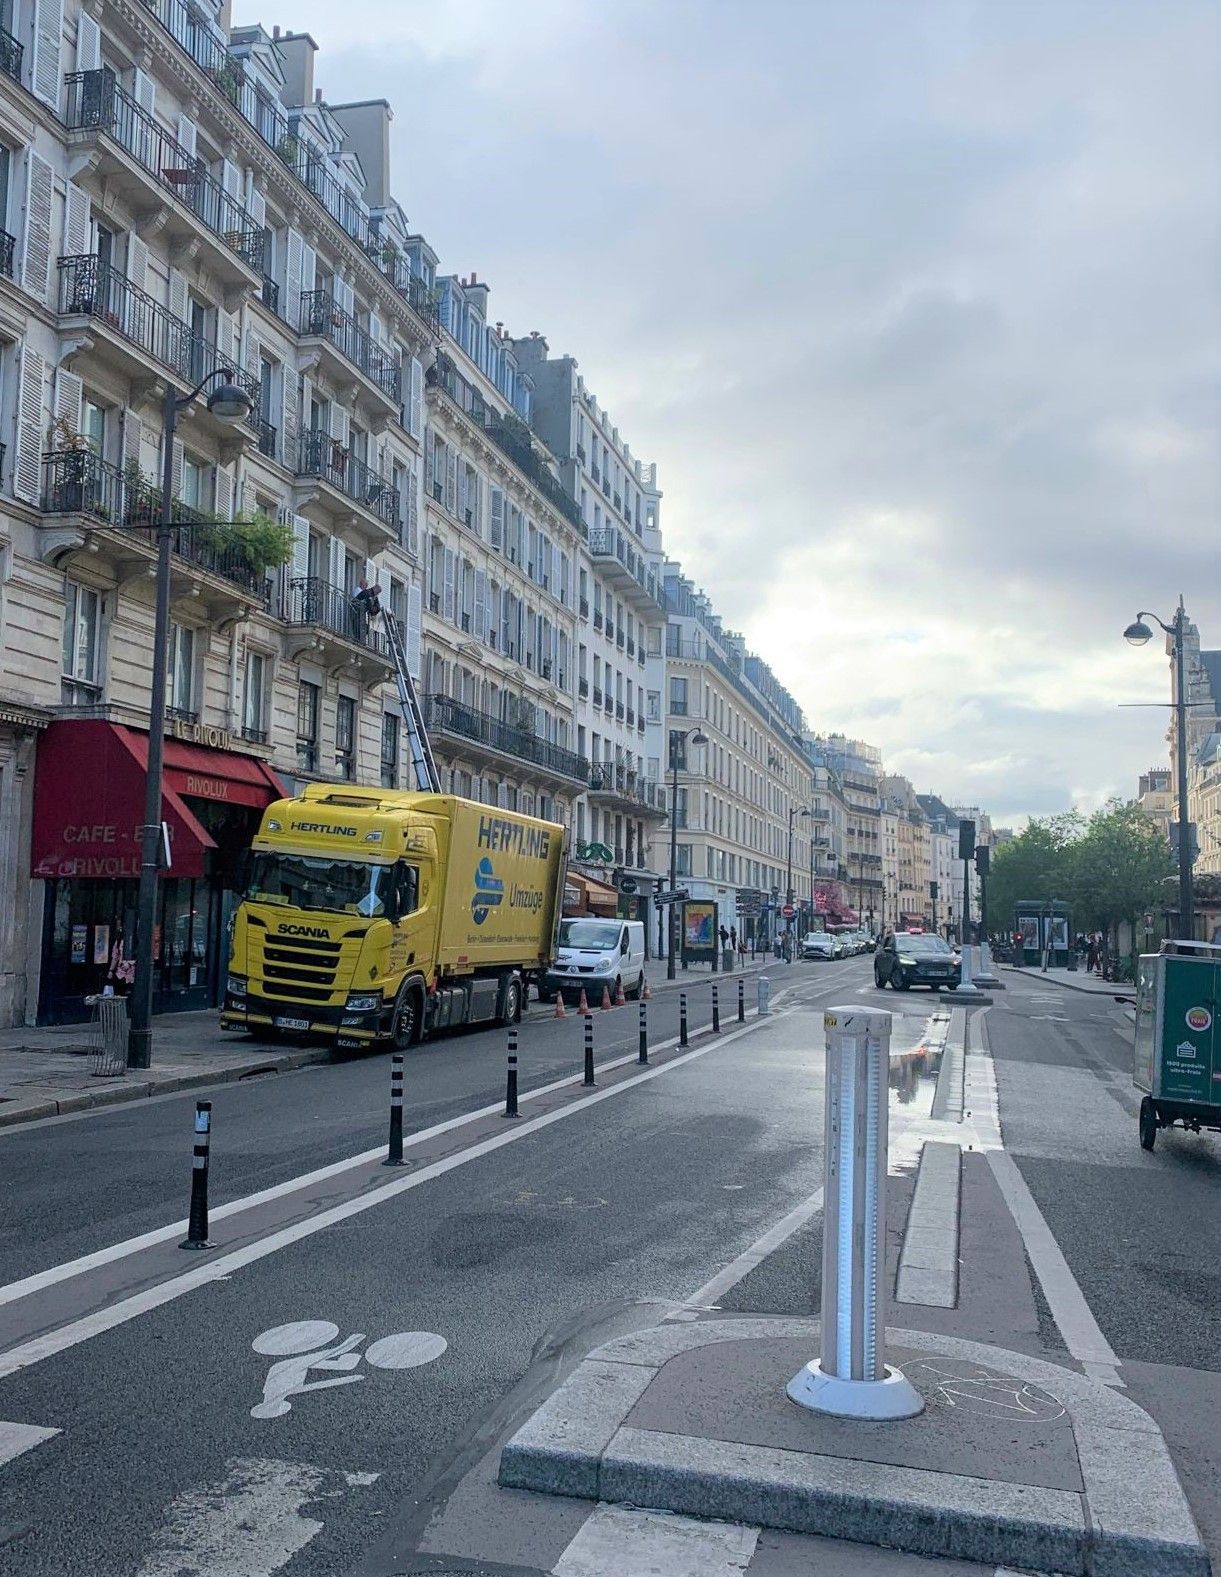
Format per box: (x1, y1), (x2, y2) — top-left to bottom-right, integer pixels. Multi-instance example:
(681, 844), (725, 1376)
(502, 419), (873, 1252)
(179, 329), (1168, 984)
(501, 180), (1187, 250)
(276, 31), (317, 109)
(329, 100), (394, 207)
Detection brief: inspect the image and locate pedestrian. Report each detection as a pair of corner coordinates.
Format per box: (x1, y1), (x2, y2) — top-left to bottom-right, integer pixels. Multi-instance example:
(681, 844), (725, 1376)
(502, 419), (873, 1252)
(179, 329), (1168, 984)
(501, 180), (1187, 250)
(1086, 934), (1099, 974)
(719, 924), (729, 949)
(729, 925), (737, 951)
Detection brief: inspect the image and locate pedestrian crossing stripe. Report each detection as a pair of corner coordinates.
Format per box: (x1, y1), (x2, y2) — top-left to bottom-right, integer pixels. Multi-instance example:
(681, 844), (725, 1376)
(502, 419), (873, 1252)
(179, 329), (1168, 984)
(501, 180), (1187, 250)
(0, 1420), (60, 1466)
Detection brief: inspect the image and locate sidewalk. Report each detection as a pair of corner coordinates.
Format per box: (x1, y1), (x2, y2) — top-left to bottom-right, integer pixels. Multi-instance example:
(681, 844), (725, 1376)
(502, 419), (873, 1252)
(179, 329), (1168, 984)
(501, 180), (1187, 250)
(1004, 963), (1136, 997)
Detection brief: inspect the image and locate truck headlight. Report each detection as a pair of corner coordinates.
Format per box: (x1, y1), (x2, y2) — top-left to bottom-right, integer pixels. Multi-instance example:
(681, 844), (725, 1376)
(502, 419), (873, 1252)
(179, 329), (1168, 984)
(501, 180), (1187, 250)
(227, 974), (247, 996)
(345, 992), (382, 1013)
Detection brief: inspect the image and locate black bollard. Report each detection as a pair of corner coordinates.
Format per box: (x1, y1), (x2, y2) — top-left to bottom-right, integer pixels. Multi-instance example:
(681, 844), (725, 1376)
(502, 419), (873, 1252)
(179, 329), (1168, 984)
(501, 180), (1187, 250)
(738, 977), (745, 1022)
(181, 1100), (213, 1250)
(384, 1053), (407, 1165)
(583, 1014), (596, 1087)
(712, 983), (720, 1033)
(638, 1000), (648, 1064)
(505, 1025), (520, 1118)
(680, 991), (688, 1047)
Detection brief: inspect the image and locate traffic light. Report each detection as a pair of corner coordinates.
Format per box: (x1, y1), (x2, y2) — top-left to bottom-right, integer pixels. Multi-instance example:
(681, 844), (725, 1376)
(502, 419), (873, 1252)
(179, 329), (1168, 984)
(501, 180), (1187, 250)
(975, 844), (990, 876)
(958, 820), (975, 861)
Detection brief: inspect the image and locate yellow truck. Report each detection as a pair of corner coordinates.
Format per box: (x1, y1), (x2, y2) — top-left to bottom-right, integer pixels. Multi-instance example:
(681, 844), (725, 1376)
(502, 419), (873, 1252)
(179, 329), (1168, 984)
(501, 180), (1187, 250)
(221, 785), (567, 1049)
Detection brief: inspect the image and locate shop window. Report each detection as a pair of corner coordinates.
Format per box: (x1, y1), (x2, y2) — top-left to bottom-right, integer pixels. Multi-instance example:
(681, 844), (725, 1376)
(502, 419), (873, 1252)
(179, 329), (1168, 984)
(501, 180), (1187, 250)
(336, 694), (356, 780)
(62, 582), (101, 704)
(380, 712), (399, 788)
(167, 623), (196, 720)
(297, 681), (319, 772)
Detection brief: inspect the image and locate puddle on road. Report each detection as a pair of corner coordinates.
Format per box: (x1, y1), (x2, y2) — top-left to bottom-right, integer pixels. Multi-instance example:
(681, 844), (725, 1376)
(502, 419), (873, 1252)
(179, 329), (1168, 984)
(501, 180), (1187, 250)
(886, 1014), (948, 1177)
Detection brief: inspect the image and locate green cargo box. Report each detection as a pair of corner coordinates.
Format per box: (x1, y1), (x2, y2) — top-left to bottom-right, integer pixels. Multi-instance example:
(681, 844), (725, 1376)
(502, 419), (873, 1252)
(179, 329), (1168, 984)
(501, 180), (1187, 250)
(1133, 942), (1221, 1150)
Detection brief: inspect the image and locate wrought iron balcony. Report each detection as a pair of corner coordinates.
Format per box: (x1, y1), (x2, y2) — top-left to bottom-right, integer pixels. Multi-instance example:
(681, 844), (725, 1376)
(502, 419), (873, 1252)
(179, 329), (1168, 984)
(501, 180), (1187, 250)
(589, 525), (663, 612)
(296, 429), (400, 531)
(588, 763), (665, 812)
(424, 694), (588, 784)
(0, 229), (14, 281)
(299, 290), (400, 402)
(378, 254), (441, 328)
(255, 419), (278, 460)
(260, 275), (280, 315)
(58, 255), (258, 407)
(0, 25), (20, 85)
(39, 450), (265, 597)
(64, 72), (263, 274)
(282, 576), (392, 656)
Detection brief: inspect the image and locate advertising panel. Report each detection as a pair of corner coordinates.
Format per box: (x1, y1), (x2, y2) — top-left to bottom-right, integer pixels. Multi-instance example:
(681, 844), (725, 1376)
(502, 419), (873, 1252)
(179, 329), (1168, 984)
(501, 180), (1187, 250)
(682, 900), (717, 964)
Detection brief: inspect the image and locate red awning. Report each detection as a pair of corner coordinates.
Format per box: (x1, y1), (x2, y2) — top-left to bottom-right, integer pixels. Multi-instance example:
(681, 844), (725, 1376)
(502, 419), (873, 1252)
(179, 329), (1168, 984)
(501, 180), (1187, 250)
(31, 721), (282, 880)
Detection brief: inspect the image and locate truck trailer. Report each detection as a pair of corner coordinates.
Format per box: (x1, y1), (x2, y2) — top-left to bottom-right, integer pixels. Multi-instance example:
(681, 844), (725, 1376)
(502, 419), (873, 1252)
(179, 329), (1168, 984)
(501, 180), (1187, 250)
(221, 785), (567, 1049)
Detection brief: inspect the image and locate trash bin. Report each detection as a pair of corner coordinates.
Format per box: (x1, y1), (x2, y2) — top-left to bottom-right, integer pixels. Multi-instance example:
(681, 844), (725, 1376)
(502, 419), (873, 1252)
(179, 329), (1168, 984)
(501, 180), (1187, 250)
(722, 947), (736, 972)
(89, 994), (129, 1077)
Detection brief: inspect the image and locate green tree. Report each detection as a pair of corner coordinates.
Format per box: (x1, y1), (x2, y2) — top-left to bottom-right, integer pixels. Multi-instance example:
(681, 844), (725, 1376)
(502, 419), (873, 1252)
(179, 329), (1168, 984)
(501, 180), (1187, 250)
(1070, 799), (1174, 948)
(987, 812), (1083, 935)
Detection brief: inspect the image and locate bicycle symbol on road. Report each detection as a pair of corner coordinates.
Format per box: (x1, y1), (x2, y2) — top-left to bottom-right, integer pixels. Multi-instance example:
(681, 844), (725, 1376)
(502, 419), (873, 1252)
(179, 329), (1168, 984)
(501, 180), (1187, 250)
(250, 1320), (447, 1419)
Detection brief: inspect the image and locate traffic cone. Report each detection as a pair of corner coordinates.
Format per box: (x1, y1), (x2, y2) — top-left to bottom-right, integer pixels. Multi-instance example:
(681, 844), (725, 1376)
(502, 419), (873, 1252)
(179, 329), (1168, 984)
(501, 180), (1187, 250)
(601, 984), (612, 1011)
(578, 988), (590, 1016)
(553, 993), (567, 1019)
(614, 980), (626, 1007)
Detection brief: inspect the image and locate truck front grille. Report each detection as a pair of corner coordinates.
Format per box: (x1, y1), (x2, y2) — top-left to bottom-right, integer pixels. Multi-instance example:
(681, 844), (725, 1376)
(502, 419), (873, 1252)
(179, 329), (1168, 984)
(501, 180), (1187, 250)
(247, 921), (368, 1007)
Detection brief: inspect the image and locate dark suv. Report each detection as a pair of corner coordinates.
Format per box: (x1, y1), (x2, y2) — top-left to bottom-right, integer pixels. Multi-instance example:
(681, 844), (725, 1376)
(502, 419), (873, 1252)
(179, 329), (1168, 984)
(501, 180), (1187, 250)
(874, 931), (961, 991)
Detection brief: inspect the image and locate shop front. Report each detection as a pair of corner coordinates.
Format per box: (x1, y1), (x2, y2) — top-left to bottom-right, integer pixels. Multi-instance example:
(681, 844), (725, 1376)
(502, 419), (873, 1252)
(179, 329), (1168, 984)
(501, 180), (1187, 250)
(30, 719), (283, 1023)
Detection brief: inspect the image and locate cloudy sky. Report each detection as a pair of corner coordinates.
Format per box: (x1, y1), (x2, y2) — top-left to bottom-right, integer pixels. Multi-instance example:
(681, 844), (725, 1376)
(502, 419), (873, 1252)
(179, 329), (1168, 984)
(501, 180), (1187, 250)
(239, 0), (1220, 825)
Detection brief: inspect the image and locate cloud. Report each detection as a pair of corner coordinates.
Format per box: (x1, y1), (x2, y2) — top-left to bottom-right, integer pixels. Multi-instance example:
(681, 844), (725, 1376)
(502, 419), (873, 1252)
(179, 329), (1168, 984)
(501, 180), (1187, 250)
(238, 0), (1221, 823)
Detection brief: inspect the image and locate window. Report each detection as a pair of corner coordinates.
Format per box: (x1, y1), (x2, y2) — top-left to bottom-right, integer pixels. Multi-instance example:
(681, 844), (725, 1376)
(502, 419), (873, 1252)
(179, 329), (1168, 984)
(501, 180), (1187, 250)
(243, 650), (267, 742)
(672, 786), (688, 828)
(297, 681), (320, 772)
(380, 712), (399, 788)
(167, 623), (195, 717)
(336, 694), (356, 780)
(669, 676), (688, 716)
(675, 844), (692, 877)
(181, 455), (209, 512)
(62, 582), (101, 703)
(82, 398), (106, 457)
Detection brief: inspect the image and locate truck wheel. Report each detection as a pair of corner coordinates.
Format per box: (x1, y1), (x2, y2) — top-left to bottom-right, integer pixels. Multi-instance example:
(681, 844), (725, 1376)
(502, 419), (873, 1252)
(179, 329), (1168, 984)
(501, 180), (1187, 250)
(499, 975), (522, 1027)
(630, 972), (644, 1000)
(391, 984), (422, 1050)
(1139, 1097), (1158, 1151)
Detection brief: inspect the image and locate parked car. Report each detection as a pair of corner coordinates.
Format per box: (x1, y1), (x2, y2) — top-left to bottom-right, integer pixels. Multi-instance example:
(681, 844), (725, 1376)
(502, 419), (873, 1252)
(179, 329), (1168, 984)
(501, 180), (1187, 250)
(540, 918), (647, 1002)
(874, 931), (961, 991)
(801, 932), (836, 960)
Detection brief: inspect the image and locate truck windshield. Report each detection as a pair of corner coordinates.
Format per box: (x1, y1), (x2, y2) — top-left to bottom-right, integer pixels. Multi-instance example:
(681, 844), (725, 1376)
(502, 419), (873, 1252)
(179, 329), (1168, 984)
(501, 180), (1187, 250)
(247, 853), (398, 918)
(559, 919), (621, 949)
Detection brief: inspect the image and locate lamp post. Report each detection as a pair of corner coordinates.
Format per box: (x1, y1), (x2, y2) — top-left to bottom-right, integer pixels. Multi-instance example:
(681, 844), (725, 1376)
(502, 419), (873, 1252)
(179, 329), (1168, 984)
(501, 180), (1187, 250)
(127, 372), (254, 1070)
(786, 804), (811, 955)
(667, 725), (707, 980)
(1124, 601), (1194, 941)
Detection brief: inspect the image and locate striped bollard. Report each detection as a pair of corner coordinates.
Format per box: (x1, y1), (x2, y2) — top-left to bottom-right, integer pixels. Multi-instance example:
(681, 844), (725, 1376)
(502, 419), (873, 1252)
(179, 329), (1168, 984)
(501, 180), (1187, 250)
(504, 1027), (520, 1119)
(712, 983), (720, 1033)
(181, 1100), (213, 1250)
(758, 975), (770, 1016)
(583, 1014), (596, 1087)
(738, 977), (745, 1022)
(638, 1000), (648, 1064)
(680, 991), (688, 1047)
(384, 1054), (407, 1165)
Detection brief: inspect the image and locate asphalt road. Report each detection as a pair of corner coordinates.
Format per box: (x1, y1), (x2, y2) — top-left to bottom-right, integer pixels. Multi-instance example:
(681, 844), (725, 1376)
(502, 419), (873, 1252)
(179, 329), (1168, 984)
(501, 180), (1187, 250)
(0, 955), (872, 1576)
(0, 957), (821, 1286)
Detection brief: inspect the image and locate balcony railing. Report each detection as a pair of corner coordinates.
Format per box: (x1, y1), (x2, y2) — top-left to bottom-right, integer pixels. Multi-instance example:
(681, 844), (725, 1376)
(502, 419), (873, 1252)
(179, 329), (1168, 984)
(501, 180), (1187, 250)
(64, 72), (263, 273)
(255, 419), (277, 460)
(589, 525), (662, 608)
(379, 254), (442, 328)
(424, 694), (589, 783)
(40, 451), (265, 596)
(0, 25), (21, 85)
(296, 429), (400, 530)
(0, 229), (14, 281)
(260, 275), (280, 315)
(58, 255), (259, 407)
(299, 290), (400, 401)
(431, 354), (582, 532)
(282, 576), (392, 655)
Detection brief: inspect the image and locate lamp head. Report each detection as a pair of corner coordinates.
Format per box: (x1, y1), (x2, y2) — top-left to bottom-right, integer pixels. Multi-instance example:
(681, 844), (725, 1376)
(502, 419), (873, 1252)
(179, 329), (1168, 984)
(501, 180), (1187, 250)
(690, 730), (708, 747)
(1123, 618), (1153, 647)
(206, 381), (254, 423)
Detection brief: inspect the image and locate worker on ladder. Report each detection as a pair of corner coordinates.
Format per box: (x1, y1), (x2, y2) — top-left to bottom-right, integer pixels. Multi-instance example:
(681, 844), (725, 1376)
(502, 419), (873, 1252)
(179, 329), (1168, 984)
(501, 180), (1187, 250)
(351, 578), (382, 642)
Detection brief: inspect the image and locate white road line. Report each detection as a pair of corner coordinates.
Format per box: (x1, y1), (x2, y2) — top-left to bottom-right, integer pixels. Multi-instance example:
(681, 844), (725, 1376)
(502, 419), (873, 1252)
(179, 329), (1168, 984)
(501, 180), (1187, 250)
(0, 1001), (791, 1312)
(0, 1419), (60, 1465)
(0, 1009), (783, 1381)
(677, 1185), (826, 1311)
(553, 1503), (757, 1577)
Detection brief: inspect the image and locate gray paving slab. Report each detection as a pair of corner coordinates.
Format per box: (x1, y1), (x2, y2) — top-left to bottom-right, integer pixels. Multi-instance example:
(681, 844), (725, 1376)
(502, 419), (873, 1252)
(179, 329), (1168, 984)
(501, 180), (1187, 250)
(747, 1527), (996, 1575)
(897, 1142), (961, 1308)
(497, 1358), (656, 1497)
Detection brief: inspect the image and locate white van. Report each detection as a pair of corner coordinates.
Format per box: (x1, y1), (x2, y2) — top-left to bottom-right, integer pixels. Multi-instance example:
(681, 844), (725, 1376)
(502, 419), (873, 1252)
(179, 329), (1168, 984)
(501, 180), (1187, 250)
(542, 917), (647, 1001)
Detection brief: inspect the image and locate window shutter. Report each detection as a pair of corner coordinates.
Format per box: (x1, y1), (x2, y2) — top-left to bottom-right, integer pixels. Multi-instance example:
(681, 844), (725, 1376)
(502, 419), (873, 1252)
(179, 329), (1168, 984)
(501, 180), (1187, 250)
(285, 227), (303, 331)
(76, 9), (101, 70)
(248, 185), (266, 229)
(471, 472), (482, 536)
(127, 233), (149, 294)
(328, 534), (345, 591)
(168, 267), (188, 324)
(121, 408), (141, 475)
(215, 466), (234, 520)
(171, 439), (183, 499)
(14, 348), (46, 505)
(300, 242), (316, 299)
(20, 150), (54, 301)
(490, 486), (504, 550)
(333, 407), (350, 448)
(442, 549), (456, 623)
(31, 0), (64, 111)
(54, 366), (83, 435)
(221, 159), (242, 204)
(475, 570), (488, 645)
(409, 357), (423, 440)
(177, 114), (197, 160)
(132, 68), (155, 114)
(403, 465), (419, 557)
(290, 513), (310, 579)
(445, 450), (456, 515)
(282, 372), (298, 460)
(406, 581), (422, 679)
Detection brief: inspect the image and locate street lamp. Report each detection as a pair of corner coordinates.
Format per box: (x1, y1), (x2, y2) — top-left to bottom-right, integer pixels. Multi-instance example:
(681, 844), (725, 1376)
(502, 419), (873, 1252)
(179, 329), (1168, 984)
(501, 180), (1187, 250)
(667, 725), (708, 980)
(127, 372), (254, 1069)
(1124, 600), (1193, 941)
(786, 805), (811, 955)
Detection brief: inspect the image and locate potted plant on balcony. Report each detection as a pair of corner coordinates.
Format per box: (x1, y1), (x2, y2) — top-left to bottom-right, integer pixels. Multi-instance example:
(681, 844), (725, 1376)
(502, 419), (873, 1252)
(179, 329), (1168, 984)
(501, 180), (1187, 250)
(276, 132), (299, 167)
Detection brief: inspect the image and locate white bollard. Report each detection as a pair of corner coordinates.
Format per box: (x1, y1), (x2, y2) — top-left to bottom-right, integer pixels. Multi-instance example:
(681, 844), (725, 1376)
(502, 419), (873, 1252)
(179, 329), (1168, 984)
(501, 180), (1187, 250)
(757, 975), (770, 1016)
(787, 1006), (923, 1420)
(953, 943), (981, 996)
(974, 940), (1000, 987)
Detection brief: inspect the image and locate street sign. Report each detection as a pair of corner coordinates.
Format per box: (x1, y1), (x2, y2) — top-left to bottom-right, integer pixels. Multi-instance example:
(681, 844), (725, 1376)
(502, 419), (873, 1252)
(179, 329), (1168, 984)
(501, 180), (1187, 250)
(617, 875), (638, 894)
(654, 888), (690, 905)
(782, 904), (795, 918)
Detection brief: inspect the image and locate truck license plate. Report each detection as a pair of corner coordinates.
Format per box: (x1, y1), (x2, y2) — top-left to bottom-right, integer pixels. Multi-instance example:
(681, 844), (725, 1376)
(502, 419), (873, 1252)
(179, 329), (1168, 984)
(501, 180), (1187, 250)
(275, 1016), (310, 1031)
